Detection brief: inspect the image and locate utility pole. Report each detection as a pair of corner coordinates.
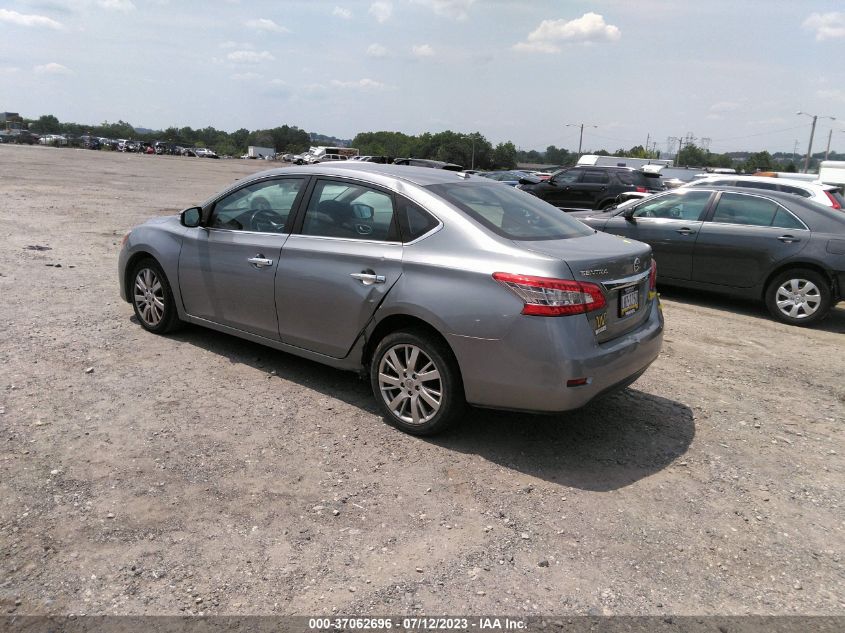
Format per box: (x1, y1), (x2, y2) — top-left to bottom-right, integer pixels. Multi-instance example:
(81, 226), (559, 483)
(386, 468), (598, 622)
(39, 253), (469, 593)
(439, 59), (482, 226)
(798, 111), (835, 173)
(566, 122), (597, 156)
(792, 139), (799, 165)
(825, 129), (834, 160)
(461, 134), (476, 170)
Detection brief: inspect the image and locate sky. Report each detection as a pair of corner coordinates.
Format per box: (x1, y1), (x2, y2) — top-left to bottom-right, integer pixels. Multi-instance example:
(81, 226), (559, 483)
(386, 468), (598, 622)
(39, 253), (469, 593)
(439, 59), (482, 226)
(2, 0), (845, 155)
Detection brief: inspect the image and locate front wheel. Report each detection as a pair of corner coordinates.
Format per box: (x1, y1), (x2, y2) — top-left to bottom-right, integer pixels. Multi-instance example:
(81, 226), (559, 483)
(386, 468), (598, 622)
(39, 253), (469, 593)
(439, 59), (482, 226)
(764, 268), (832, 326)
(130, 258), (181, 334)
(370, 330), (465, 436)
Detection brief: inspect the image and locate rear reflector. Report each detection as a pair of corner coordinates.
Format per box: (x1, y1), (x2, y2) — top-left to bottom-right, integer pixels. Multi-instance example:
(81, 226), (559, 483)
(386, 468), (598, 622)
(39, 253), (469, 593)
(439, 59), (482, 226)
(649, 259), (657, 290)
(567, 378), (590, 387)
(635, 186), (648, 193)
(493, 272), (607, 316)
(825, 191), (842, 209)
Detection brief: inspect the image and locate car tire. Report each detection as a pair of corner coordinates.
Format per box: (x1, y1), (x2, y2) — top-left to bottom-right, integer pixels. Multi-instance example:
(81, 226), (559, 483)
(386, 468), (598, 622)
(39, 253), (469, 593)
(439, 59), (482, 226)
(764, 268), (831, 326)
(130, 258), (181, 334)
(370, 329), (466, 436)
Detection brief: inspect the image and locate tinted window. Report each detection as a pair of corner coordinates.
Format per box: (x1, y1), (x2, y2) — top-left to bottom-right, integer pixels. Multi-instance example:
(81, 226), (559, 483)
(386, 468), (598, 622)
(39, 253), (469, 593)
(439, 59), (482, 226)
(772, 208), (806, 230)
(550, 169), (581, 185)
(632, 191), (712, 220)
(211, 178), (305, 232)
(301, 179), (398, 241)
(735, 180), (778, 191)
(582, 170), (610, 184)
(615, 170), (646, 186)
(711, 193), (779, 226)
(778, 184), (811, 198)
(427, 182), (593, 241)
(396, 197), (439, 242)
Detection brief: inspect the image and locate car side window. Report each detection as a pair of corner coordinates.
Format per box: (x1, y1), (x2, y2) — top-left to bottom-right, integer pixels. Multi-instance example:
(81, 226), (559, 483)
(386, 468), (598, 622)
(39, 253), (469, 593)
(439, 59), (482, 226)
(550, 170), (581, 185)
(778, 184), (811, 198)
(582, 170), (610, 184)
(301, 179), (399, 241)
(735, 180), (778, 191)
(711, 192), (779, 227)
(632, 191), (711, 220)
(210, 178), (305, 233)
(772, 208), (806, 230)
(396, 197), (439, 242)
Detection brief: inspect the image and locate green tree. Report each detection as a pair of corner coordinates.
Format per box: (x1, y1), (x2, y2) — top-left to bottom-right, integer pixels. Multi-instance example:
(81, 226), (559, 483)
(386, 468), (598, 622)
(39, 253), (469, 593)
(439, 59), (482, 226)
(492, 141), (517, 169)
(29, 114), (61, 133)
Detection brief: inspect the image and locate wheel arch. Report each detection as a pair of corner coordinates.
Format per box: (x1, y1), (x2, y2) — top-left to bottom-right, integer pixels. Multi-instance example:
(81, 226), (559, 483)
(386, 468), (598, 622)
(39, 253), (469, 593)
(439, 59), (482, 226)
(761, 261), (836, 300)
(363, 314), (461, 378)
(123, 250), (159, 302)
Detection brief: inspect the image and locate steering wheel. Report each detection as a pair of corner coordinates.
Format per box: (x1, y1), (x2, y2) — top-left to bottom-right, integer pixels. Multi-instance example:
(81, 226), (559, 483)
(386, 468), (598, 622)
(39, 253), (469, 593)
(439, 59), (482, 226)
(248, 197), (283, 232)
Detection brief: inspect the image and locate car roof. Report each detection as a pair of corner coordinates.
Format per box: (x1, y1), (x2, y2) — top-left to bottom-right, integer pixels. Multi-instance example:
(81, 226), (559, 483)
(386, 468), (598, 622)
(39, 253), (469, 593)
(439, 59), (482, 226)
(664, 185), (824, 208)
(695, 174), (816, 187)
(203, 163), (489, 205)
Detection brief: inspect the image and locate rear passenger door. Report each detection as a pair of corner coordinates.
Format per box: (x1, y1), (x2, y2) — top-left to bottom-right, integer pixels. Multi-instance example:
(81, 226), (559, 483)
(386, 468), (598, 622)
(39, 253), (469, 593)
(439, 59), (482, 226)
(577, 169), (611, 208)
(692, 192), (809, 288)
(275, 178), (403, 358)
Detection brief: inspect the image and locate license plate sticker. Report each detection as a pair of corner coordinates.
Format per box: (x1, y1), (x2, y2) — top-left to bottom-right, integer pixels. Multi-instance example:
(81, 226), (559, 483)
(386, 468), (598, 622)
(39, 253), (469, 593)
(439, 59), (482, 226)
(619, 285), (639, 317)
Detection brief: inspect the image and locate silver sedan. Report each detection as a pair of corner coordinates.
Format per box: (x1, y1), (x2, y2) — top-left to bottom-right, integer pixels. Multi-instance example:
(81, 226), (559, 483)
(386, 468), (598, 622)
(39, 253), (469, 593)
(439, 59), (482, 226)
(119, 163), (663, 435)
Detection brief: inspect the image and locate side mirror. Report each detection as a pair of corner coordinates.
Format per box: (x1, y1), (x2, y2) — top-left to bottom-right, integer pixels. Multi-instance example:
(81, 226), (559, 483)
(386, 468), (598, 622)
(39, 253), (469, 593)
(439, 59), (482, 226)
(622, 207), (637, 222)
(181, 207), (202, 227)
(351, 203), (374, 220)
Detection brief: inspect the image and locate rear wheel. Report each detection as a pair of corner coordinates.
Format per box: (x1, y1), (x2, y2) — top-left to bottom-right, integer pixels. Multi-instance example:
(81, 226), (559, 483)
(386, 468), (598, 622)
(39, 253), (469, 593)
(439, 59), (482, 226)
(370, 330), (465, 436)
(764, 268), (831, 326)
(130, 258), (181, 334)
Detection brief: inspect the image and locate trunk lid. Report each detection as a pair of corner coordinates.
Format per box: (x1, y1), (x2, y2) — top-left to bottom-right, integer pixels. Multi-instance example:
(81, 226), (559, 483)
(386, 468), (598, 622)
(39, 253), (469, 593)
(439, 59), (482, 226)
(517, 231), (654, 342)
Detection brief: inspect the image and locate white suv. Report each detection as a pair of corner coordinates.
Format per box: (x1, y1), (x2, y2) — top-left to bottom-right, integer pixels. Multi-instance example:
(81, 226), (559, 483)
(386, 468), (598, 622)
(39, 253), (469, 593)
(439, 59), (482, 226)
(684, 175), (844, 210)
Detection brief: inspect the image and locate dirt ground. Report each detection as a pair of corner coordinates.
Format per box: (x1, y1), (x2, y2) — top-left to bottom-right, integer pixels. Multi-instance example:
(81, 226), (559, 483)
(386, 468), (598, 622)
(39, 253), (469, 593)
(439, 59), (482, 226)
(0, 145), (843, 617)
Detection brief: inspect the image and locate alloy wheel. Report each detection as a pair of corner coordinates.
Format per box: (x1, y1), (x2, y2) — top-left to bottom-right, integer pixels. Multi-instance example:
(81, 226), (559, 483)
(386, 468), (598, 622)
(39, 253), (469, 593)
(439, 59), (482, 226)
(133, 267), (165, 327)
(377, 344), (443, 426)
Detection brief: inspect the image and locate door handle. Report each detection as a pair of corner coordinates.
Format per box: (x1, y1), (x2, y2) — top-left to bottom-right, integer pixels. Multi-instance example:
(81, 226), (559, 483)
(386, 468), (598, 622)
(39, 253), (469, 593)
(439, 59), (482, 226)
(676, 227), (696, 235)
(777, 235), (800, 244)
(247, 255), (274, 268)
(350, 272), (386, 285)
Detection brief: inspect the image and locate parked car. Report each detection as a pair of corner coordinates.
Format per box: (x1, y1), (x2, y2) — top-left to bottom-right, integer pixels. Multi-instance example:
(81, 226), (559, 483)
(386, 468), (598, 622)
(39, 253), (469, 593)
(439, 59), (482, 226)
(79, 135), (101, 150)
(518, 166), (666, 211)
(119, 163), (663, 435)
(577, 186), (845, 325)
(478, 170), (539, 187)
(194, 148), (220, 159)
(316, 154), (348, 162)
(684, 175), (844, 210)
(393, 158), (464, 171)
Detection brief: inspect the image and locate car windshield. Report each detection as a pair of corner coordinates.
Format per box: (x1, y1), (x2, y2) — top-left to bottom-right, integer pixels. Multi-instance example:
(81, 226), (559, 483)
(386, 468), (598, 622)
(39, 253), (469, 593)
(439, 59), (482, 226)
(427, 182), (593, 240)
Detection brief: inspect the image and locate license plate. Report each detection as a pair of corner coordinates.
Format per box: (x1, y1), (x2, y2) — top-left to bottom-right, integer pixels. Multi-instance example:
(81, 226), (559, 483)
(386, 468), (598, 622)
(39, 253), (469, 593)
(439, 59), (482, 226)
(619, 285), (639, 317)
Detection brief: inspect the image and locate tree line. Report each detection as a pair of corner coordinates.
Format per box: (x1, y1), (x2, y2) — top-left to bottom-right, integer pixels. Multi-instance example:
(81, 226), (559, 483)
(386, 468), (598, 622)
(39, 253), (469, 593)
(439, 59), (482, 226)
(21, 113), (840, 172)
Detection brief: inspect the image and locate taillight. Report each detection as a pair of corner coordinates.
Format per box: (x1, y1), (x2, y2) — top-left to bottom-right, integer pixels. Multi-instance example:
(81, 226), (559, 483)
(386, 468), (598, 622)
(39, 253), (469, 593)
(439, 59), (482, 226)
(824, 191), (842, 209)
(635, 186), (648, 193)
(492, 272), (606, 316)
(649, 260), (657, 290)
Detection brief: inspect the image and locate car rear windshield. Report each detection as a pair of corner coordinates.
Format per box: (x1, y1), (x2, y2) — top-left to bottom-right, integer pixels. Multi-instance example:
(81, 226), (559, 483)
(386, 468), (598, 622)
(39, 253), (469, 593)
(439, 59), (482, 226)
(427, 182), (593, 241)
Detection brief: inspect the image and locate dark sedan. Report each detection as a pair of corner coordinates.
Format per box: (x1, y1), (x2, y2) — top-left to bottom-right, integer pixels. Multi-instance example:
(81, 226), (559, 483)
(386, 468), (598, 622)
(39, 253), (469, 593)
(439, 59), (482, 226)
(578, 186), (845, 326)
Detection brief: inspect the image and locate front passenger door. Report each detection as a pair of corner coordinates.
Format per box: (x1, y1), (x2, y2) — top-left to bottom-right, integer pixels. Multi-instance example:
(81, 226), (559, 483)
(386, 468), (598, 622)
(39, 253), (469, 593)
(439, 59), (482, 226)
(603, 190), (713, 280)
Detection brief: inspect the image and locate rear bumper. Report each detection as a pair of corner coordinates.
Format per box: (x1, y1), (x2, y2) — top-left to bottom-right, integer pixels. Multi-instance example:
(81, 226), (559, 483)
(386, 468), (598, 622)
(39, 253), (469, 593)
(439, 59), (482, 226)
(449, 298), (663, 413)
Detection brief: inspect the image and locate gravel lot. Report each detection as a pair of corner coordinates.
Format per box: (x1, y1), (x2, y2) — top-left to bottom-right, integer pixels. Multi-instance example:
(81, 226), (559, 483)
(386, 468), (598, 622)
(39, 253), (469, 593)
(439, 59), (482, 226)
(1, 145), (843, 617)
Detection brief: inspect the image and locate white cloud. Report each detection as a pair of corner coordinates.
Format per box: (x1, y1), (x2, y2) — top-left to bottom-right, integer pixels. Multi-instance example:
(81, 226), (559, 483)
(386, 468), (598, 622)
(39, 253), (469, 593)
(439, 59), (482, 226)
(231, 71), (262, 81)
(245, 18), (289, 33)
(514, 12), (621, 53)
(369, 1), (392, 23)
(0, 66), (21, 74)
(34, 62), (72, 75)
(0, 9), (63, 28)
(227, 50), (275, 63)
(333, 6), (352, 19)
(330, 78), (385, 90)
(264, 79), (291, 98)
(412, 0), (475, 20)
(709, 100), (745, 113)
(367, 43), (388, 57)
(817, 88), (845, 104)
(412, 44), (435, 58)
(803, 12), (845, 41)
(97, 0), (135, 11)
